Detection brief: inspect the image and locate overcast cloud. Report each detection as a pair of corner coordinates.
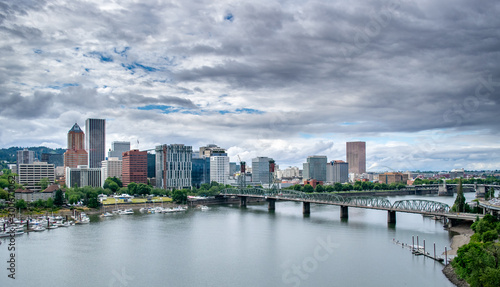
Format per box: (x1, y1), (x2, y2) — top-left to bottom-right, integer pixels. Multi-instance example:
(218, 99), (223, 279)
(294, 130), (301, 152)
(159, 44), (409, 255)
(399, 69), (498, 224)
(1, 0), (499, 171)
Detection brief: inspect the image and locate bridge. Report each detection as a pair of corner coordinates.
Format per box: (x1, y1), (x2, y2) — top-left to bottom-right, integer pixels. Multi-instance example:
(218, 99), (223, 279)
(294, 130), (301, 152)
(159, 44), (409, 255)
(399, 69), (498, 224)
(401, 183), (500, 197)
(221, 188), (484, 225)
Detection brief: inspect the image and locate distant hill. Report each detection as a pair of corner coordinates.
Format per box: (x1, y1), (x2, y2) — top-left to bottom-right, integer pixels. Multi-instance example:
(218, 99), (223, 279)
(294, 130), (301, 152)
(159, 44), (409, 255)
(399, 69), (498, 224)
(0, 146), (66, 164)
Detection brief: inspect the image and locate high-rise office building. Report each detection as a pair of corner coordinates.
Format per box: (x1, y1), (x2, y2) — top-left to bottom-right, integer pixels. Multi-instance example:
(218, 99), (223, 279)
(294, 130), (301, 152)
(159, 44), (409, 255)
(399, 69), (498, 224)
(66, 165), (102, 188)
(155, 144), (192, 190)
(326, 160), (349, 183)
(346, 141), (366, 174)
(101, 157), (122, 186)
(85, 118), (106, 168)
(210, 155), (229, 185)
(199, 144), (227, 157)
(108, 141), (130, 160)
(122, 150), (147, 187)
(64, 123), (88, 173)
(41, 153), (64, 167)
(303, 156), (327, 182)
(17, 148), (34, 165)
(251, 157), (275, 185)
(17, 162), (55, 192)
(192, 155), (210, 188)
(147, 152), (156, 178)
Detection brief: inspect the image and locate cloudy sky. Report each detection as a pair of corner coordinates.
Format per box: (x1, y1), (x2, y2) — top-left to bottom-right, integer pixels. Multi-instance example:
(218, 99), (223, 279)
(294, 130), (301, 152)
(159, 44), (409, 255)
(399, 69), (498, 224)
(1, 0), (499, 171)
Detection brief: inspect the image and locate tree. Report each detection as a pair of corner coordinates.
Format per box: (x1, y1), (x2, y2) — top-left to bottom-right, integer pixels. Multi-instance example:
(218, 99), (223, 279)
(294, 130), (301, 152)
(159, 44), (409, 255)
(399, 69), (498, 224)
(315, 184), (324, 193)
(0, 178), (9, 189)
(485, 187), (495, 200)
(303, 184), (314, 193)
(54, 189), (64, 206)
(15, 199), (27, 209)
(136, 183), (151, 195)
(46, 198), (54, 209)
(172, 189), (187, 204)
(37, 177), (51, 190)
(293, 184), (302, 191)
(103, 179), (120, 193)
(0, 189), (8, 200)
(453, 178), (467, 212)
(333, 182), (343, 192)
(127, 182), (137, 195)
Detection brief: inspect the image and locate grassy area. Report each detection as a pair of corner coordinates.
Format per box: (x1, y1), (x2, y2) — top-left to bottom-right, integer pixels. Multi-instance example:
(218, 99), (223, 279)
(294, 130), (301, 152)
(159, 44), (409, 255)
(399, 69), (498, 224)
(101, 196), (172, 205)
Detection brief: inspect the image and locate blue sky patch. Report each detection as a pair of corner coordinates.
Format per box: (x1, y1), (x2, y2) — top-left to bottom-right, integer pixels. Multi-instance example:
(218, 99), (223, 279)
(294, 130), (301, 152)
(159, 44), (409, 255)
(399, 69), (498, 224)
(235, 108), (264, 114)
(87, 51), (113, 62)
(224, 12), (234, 22)
(47, 83), (79, 90)
(33, 49), (42, 54)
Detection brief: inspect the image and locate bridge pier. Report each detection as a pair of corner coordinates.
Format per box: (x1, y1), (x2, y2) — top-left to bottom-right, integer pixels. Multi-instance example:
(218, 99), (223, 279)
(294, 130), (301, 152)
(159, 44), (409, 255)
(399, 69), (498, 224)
(387, 211), (396, 223)
(340, 206), (348, 219)
(303, 202), (310, 215)
(475, 185), (486, 198)
(268, 198), (276, 211)
(240, 196), (247, 207)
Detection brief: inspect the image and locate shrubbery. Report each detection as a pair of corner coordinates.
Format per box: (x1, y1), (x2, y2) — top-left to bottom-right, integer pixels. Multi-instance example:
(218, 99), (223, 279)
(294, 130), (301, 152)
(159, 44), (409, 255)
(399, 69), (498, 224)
(452, 215), (500, 286)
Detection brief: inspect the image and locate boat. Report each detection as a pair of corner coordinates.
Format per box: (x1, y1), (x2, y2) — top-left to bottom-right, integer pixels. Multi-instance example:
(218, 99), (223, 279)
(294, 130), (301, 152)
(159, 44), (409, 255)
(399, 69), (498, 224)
(32, 225), (46, 232)
(200, 205), (210, 211)
(101, 212), (114, 217)
(0, 230), (24, 238)
(119, 209), (134, 215)
(47, 224), (59, 229)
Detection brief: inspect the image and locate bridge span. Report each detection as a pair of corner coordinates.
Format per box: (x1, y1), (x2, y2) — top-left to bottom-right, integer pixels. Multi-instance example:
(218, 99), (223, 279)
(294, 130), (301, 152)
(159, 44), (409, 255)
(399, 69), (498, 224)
(222, 188), (483, 225)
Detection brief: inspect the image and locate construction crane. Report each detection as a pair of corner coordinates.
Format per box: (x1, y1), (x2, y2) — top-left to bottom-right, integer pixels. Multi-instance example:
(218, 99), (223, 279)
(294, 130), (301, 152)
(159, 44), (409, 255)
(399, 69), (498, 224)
(237, 155), (246, 190)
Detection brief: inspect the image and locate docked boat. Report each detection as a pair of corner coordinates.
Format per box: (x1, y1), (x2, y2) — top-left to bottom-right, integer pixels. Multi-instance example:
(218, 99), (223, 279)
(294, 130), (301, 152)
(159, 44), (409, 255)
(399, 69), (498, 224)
(0, 230), (24, 237)
(119, 209), (134, 215)
(101, 212), (114, 217)
(200, 205), (210, 211)
(32, 225), (46, 232)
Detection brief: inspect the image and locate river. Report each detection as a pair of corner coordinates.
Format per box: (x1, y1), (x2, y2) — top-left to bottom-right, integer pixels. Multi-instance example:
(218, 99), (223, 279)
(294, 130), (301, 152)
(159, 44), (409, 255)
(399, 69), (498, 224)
(0, 192), (477, 287)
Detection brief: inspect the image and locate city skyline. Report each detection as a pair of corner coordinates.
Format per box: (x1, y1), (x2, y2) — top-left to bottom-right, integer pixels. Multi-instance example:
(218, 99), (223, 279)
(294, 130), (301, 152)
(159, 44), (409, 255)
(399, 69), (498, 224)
(0, 1), (499, 171)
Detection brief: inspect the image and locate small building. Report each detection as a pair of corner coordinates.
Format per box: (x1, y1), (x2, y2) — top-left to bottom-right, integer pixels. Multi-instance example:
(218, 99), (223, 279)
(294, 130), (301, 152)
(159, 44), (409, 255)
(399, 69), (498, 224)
(14, 184), (64, 202)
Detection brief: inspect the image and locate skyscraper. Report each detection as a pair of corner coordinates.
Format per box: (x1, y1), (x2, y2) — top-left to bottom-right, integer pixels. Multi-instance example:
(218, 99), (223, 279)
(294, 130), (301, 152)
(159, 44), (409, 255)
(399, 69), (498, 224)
(122, 150), (147, 187)
(108, 141), (130, 160)
(346, 141), (366, 174)
(251, 157), (275, 185)
(192, 155), (210, 188)
(155, 144), (192, 190)
(17, 148), (34, 165)
(303, 156), (327, 182)
(326, 160), (349, 183)
(210, 155), (229, 185)
(85, 118), (106, 168)
(64, 123), (88, 170)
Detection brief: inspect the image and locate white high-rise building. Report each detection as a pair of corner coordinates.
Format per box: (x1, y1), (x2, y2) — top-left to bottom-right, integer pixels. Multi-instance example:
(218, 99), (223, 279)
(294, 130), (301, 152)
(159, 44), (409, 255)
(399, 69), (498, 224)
(101, 157), (123, 186)
(17, 162), (55, 192)
(210, 156), (229, 185)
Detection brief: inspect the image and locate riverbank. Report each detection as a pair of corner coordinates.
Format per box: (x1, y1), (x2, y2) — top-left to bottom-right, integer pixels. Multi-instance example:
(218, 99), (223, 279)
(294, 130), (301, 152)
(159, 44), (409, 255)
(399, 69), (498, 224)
(446, 223), (474, 256)
(442, 222), (473, 286)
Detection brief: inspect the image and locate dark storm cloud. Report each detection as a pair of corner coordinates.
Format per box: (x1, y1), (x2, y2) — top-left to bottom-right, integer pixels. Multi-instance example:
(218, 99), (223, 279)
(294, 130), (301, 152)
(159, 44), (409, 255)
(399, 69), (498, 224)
(0, 0), (499, 170)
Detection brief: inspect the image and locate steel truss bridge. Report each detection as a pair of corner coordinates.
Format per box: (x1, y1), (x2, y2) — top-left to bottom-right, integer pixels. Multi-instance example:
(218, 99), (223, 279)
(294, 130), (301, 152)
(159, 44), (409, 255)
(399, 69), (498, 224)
(221, 188), (482, 224)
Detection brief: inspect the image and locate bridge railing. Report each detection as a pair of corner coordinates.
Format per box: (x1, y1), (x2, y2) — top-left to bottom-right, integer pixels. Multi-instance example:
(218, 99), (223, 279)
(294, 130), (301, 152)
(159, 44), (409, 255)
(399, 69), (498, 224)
(220, 188), (451, 214)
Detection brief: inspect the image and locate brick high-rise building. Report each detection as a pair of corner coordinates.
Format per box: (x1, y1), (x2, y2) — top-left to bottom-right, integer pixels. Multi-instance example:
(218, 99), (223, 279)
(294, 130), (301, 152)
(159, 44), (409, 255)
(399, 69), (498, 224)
(346, 141), (366, 174)
(122, 150), (147, 187)
(64, 123), (88, 170)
